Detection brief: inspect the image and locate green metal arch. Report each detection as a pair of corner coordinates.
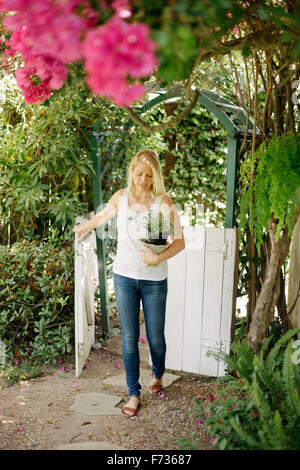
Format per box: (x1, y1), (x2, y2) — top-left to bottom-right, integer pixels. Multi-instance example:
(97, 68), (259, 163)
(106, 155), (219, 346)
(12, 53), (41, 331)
(91, 86), (259, 228)
(124, 85), (258, 136)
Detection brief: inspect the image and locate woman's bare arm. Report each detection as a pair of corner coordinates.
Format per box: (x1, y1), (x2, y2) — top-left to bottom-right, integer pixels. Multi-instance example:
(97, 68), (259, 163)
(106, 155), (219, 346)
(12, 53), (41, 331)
(72, 189), (123, 238)
(140, 195), (185, 267)
(157, 195), (185, 262)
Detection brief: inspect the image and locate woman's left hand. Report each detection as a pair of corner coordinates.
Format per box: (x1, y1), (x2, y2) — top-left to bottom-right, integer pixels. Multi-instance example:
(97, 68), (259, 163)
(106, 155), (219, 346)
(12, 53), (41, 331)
(140, 243), (160, 267)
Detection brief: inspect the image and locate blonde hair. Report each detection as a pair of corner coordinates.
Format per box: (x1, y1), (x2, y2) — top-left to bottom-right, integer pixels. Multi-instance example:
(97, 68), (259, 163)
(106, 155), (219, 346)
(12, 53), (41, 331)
(127, 150), (167, 198)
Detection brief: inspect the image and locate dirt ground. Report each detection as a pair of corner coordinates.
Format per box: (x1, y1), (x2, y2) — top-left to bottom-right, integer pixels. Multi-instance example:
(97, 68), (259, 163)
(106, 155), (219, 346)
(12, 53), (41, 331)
(0, 323), (218, 451)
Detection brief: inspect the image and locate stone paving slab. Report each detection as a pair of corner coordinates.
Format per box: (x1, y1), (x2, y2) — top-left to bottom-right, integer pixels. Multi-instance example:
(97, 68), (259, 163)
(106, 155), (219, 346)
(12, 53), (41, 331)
(103, 368), (181, 389)
(69, 392), (123, 416)
(54, 441), (127, 450)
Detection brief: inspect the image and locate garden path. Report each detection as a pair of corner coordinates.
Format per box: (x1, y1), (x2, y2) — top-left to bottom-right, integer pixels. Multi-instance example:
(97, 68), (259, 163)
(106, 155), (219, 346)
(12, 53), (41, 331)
(0, 322), (216, 450)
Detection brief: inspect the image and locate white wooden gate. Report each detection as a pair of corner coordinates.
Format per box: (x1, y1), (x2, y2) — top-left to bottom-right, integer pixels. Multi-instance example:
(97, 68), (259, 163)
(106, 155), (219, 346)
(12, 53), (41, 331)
(74, 222), (237, 378)
(163, 226), (237, 377)
(74, 217), (98, 377)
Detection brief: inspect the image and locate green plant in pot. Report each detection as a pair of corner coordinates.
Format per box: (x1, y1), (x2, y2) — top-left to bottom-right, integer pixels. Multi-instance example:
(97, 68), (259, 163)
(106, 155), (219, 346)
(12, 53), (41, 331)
(139, 211), (173, 254)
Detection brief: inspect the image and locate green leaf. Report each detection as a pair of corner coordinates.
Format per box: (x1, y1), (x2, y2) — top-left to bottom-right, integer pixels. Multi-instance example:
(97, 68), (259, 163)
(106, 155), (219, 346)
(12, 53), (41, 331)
(242, 45), (252, 58)
(257, 8), (270, 20)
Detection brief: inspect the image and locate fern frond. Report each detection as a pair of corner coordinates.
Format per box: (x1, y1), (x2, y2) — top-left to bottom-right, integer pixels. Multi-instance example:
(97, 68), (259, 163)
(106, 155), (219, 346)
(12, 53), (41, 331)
(251, 375), (273, 424)
(282, 343), (300, 419)
(227, 338), (255, 382)
(253, 355), (278, 398)
(229, 415), (262, 449)
(259, 335), (273, 360)
(266, 328), (300, 372)
(269, 410), (288, 450)
(257, 429), (272, 450)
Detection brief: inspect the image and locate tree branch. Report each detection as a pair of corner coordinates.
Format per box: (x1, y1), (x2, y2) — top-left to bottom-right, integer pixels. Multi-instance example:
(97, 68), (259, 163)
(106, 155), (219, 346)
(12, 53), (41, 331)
(198, 28), (281, 64)
(123, 89), (200, 134)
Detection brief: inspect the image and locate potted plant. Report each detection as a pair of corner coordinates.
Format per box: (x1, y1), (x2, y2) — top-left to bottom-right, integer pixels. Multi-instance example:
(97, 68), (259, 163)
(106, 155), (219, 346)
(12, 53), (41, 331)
(139, 211), (173, 254)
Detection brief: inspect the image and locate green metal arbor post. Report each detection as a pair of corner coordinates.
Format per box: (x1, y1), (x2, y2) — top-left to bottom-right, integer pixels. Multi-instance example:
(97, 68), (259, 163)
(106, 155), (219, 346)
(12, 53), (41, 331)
(89, 131), (110, 335)
(89, 87), (260, 335)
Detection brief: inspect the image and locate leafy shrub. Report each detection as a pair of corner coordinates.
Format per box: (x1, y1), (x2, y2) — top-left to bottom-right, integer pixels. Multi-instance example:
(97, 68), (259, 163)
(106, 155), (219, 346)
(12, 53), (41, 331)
(238, 134), (300, 257)
(0, 228), (74, 365)
(0, 360), (44, 386)
(185, 328), (300, 450)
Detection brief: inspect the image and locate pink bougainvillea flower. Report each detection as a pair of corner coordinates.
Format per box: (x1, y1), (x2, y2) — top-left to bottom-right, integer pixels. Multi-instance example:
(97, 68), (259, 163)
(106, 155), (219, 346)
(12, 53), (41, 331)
(72, 384), (79, 388)
(0, 0), (100, 103)
(209, 394), (216, 401)
(115, 363), (121, 368)
(158, 391), (165, 399)
(15, 66), (52, 104)
(209, 437), (215, 444)
(136, 412), (141, 417)
(230, 27), (240, 36)
(140, 336), (147, 344)
(196, 418), (204, 425)
(83, 17), (158, 106)
(0, 0), (158, 107)
(59, 360), (64, 364)
(112, 0), (132, 18)
(197, 394), (204, 400)
(60, 366), (66, 372)
(13, 359), (20, 366)
(1, 0), (91, 64)
(17, 427), (25, 432)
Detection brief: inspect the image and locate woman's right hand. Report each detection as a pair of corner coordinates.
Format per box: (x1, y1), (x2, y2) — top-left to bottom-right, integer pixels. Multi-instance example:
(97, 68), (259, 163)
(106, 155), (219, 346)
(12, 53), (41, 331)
(72, 189), (120, 239)
(73, 224), (89, 239)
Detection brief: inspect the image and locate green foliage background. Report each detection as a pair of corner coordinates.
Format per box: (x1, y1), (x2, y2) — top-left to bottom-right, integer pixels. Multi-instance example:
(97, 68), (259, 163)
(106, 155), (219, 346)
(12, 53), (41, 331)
(238, 134), (300, 256)
(0, 228), (74, 365)
(183, 328), (300, 450)
(158, 104), (227, 227)
(0, 69), (229, 364)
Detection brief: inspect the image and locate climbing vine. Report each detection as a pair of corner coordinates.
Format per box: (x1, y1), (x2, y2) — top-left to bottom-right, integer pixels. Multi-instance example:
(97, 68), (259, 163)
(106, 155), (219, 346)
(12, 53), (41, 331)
(239, 134), (300, 257)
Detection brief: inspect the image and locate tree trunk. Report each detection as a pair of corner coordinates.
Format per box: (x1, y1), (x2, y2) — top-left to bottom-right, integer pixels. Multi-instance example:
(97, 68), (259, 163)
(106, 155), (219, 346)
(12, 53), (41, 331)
(276, 267), (292, 332)
(247, 215), (292, 352)
(287, 212), (300, 328)
(245, 223), (257, 333)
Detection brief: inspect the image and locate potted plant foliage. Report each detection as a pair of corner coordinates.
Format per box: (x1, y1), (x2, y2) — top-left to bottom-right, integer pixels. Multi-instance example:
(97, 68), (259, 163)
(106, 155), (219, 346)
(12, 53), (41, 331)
(139, 211), (173, 254)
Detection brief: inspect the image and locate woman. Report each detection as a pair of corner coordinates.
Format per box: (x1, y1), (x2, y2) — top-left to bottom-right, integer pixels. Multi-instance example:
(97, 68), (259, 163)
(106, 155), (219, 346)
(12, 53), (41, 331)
(73, 149), (185, 417)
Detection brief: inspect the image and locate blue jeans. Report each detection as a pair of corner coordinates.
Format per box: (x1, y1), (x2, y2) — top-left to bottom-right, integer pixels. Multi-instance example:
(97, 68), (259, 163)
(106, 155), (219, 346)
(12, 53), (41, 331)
(113, 273), (168, 397)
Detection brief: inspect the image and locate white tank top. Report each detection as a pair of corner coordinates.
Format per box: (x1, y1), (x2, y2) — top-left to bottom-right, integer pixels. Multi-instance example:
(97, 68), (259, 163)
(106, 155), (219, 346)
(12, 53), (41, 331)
(112, 188), (168, 280)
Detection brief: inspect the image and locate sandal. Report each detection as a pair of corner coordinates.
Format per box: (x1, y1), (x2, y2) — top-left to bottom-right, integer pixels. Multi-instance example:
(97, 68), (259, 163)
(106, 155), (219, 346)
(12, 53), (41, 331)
(122, 396), (141, 417)
(149, 376), (163, 395)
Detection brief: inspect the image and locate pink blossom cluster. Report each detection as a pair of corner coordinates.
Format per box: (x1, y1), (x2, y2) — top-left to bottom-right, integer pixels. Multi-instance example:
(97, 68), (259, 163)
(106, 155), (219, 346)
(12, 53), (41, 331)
(111, 0), (132, 18)
(0, 0), (158, 106)
(15, 67), (52, 104)
(83, 17), (158, 106)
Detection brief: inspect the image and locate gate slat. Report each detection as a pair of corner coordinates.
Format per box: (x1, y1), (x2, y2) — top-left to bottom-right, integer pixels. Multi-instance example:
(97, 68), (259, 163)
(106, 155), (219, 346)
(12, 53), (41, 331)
(182, 226), (205, 373)
(164, 248), (186, 371)
(74, 219), (96, 378)
(218, 228), (237, 375)
(200, 228), (225, 376)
